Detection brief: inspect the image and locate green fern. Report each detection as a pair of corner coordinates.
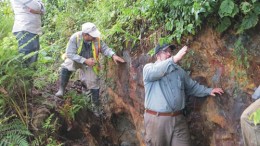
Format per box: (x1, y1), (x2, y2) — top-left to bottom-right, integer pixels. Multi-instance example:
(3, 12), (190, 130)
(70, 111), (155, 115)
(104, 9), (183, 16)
(0, 119), (32, 146)
(31, 114), (63, 146)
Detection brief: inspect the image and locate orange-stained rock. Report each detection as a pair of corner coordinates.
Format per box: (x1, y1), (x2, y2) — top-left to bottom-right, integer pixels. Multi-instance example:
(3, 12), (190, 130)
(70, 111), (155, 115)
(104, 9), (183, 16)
(103, 25), (260, 146)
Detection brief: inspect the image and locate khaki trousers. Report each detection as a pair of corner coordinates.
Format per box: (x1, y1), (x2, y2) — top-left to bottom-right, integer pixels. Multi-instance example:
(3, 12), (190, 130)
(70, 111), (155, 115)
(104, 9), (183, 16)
(241, 99), (260, 146)
(144, 113), (190, 146)
(61, 58), (99, 89)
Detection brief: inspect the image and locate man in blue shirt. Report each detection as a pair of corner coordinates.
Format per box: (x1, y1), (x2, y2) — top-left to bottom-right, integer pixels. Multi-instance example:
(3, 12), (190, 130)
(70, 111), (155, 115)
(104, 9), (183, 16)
(143, 44), (224, 146)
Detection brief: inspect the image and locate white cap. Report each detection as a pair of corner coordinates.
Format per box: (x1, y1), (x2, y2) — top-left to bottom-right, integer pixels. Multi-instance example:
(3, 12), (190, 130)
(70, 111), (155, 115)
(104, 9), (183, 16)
(82, 22), (101, 38)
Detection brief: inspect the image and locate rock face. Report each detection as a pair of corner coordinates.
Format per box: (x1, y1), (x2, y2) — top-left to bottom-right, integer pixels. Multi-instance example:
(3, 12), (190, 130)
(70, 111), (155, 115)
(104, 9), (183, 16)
(104, 26), (260, 145)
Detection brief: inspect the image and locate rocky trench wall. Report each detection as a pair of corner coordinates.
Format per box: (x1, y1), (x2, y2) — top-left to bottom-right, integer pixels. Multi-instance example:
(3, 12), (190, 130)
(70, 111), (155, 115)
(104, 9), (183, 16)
(104, 26), (260, 146)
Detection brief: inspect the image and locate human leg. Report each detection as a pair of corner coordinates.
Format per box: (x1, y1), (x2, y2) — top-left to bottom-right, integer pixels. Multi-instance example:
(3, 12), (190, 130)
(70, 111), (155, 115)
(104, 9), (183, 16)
(56, 59), (83, 97)
(79, 67), (100, 103)
(171, 115), (190, 146)
(55, 68), (72, 97)
(90, 88), (100, 106)
(78, 67), (102, 116)
(14, 31), (39, 66)
(144, 113), (188, 146)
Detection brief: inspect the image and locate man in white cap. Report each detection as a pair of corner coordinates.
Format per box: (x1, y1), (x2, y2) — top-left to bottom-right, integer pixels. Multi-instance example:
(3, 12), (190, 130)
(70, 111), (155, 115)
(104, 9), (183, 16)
(55, 22), (125, 110)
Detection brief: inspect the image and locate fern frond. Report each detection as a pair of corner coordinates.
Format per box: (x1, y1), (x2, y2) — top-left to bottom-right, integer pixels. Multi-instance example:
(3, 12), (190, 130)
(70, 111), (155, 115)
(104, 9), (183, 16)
(0, 119), (32, 146)
(0, 135), (29, 146)
(0, 120), (32, 136)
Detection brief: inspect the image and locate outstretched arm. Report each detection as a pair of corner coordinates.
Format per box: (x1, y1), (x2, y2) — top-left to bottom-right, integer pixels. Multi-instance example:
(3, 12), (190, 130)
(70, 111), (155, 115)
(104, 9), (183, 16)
(173, 45), (188, 63)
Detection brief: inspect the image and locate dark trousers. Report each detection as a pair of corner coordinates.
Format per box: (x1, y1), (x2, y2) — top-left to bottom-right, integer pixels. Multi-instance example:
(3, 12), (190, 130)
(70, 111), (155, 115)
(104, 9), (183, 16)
(14, 31), (39, 66)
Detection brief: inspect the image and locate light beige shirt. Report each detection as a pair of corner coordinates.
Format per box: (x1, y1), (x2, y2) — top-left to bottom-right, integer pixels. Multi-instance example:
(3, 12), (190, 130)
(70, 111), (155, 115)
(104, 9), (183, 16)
(10, 0), (45, 34)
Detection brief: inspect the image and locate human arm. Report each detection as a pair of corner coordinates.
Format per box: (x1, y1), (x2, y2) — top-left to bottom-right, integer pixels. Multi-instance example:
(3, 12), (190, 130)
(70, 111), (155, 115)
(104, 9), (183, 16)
(143, 57), (179, 82)
(143, 46), (188, 82)
(183, 71), (224, 97)
(99, 41), (125, 64)
(99, 41), (115, 57)
(20, 0), (45, 15)
(183, 71), (213, 97)
(172, 46), (188, 63)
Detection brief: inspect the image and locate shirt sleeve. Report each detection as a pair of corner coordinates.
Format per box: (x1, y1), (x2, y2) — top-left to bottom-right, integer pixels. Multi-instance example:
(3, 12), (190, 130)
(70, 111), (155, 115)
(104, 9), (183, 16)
(100, 41), (115, 57)
(66, 35), (86, 64)
(19, 0), (42, 11)
(183, 71), (212, 97)
(143, 57), (178, 82)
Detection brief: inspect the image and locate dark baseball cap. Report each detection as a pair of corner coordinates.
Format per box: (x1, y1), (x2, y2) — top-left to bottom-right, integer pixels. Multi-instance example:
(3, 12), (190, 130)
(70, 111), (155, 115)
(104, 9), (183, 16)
(154, 44), (176, 55)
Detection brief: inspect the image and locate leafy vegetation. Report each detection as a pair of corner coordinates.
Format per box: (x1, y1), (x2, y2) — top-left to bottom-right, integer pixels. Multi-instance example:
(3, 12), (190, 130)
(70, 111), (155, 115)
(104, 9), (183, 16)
(249, 108), (260, 125)
(58, 91), (91, 123)
(31, 114), (62, 146)
(0, 119), (32, 146)
(0, 34), (33, 127)
(0, 1), (13, 39)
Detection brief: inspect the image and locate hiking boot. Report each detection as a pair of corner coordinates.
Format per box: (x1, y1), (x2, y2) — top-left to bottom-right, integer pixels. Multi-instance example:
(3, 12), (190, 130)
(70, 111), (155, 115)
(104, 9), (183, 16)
(55, 68), (72, 97)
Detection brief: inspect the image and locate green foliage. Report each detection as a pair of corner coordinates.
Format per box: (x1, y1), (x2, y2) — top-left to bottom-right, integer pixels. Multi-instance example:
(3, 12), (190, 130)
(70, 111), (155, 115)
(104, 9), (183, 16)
(0, 34), (34, 126)
(139, 0), (216, 43)
(0, 119), (32, 146)
(58, 91), (90, 121)
(0, 98), (4, 116)
(253, 2), (260, 14)
(240, 2), (252, 15)
(0, 0), (13, 39)
(31, 114), (62, 146)
(42, 114), (57, 133)
(238, 12), (258, 33)
(230, 37), (249, 89)
(233, 37), (249, 69)
(180, 50), (195, 71)
(218, 0), (237, 18)
(217, 0), (260, 33)
(147, 48), (155, 57)
(216, 17), (231, 33)
(249, 108), (260, 125)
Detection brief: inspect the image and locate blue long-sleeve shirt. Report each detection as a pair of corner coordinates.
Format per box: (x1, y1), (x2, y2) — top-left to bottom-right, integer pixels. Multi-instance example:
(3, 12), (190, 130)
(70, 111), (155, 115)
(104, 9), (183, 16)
(143, 57), (212, 112)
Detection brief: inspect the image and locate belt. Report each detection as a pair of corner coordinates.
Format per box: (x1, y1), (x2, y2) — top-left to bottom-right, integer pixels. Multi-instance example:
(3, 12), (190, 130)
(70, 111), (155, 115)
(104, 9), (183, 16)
(145, 109), (182, 117)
